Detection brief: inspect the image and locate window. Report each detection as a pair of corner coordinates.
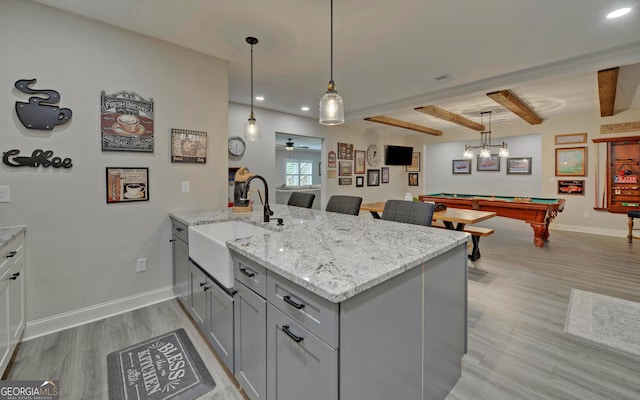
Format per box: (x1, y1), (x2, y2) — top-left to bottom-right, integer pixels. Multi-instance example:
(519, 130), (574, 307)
(285, 160), (313, 186)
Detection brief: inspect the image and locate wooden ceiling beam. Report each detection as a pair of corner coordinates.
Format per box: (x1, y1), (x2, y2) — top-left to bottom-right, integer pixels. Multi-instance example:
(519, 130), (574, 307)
(414, 105), (484, 131)
(486, 90), (543, 125)
(364, 115), (442, 136)
(597, 67), (619, 117)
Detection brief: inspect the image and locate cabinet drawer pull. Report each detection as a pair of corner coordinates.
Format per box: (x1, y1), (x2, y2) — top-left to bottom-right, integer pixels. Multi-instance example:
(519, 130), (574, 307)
(6, 251), (16, 258)
(239, 267), (255, 278)
(203, 285), (210, 291)
(175, 227), (184, 232)
(169, 239), (176, 243)
(282, 325), (304, 343)
(283, 295), (305, 309)
(10, 272), (19, 280)
(199, 282), (206, 287)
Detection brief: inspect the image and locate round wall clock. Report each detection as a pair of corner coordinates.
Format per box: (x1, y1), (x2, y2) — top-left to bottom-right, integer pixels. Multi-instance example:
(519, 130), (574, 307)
(228, 136), (246, 156)
(367, 144), (381, 167)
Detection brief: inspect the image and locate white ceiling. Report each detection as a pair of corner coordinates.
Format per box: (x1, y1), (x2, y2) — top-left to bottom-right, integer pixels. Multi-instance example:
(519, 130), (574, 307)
(33, 0), (640, 132)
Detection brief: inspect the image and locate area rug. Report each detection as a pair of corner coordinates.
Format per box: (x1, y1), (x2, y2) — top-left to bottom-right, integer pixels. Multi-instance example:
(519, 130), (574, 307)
(564, 289), (640, 357)
(107, 328), (215, 400)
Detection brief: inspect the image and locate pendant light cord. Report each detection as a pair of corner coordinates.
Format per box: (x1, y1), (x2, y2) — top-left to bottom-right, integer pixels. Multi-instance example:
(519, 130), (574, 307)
(330, 0), (334, 83)
(250, 43), (254, 114)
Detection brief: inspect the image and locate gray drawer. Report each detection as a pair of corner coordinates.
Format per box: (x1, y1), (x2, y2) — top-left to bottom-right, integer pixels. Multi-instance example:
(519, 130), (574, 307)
(171, 218), (189, 243)
(233, 253), (267, 298)
(267, 271), (339, 348)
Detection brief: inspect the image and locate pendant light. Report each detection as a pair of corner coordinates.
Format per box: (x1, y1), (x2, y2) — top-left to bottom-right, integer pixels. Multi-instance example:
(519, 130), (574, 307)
(319, 0), (345, 125)
(462, 111), (509, 159)
(245, 36), (261, 141)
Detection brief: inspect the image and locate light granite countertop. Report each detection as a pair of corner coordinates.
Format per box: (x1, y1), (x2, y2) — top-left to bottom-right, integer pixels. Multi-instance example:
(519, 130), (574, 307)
(0, 226), (26, 251)
(170, 205), (469, 303)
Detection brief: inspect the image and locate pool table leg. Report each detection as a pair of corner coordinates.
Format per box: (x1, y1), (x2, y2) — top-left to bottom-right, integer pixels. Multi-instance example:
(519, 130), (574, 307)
(531, 223), (546, 248)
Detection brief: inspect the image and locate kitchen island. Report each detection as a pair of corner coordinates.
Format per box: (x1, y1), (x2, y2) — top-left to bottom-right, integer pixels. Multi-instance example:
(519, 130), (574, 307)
(170, 205), (469, 400)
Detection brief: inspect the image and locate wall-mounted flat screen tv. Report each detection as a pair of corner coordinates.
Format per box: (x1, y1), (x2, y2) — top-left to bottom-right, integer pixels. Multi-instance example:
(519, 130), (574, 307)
(385, 145), (413, 165)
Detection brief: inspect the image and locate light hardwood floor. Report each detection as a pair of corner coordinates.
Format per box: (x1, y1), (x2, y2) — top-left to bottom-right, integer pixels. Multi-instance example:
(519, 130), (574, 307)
(6, 217), (640, 399)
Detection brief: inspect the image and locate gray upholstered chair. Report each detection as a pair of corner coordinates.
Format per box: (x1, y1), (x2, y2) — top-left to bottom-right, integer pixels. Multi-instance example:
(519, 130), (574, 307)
(381, 200), (435, 227)
(287, 191), (316, 209)
(325, 195), (362, 216)
(628, 210), (640, 243)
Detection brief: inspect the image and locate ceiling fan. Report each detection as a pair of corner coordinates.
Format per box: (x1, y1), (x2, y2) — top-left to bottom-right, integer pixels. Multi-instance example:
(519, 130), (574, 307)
(277, 138), (309, 151)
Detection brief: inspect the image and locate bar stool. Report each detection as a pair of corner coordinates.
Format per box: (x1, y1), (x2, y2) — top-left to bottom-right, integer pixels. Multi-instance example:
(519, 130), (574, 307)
(628, 210), (640, 243)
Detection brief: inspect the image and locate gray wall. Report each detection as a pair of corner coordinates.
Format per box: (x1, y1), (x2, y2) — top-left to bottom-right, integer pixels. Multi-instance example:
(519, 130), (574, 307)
(0, 0), (228, 337)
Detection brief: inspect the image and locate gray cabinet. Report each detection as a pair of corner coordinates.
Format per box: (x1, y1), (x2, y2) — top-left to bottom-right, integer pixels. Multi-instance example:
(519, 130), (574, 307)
(0, 230), (26, 376)
(189, 261), (208, 329)
(267, 304), (338, 400)
(171, 219), (189, 308)
(207, 281), (234, 372)
(234, 279), (267, 400)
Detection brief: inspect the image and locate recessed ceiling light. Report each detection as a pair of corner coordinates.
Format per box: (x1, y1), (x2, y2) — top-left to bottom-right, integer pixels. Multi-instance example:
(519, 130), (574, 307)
(607, 7), (631, 19)
(301, 106), (310, 111)
(255, 96), (265, 101)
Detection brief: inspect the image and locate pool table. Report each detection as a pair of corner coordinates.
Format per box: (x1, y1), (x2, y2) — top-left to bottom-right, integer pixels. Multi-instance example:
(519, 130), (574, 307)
(418, 193), (566, 248)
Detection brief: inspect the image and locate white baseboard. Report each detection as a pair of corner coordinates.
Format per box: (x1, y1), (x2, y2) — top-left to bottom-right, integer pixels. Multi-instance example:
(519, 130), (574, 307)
(23, 286), (176, 341)
(552, 223), (627, 238)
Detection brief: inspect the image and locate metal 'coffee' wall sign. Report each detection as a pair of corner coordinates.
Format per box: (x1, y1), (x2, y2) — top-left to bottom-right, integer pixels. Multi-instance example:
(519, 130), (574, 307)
(2, 149), (72, 168)
(100, 90), (154, 152)
(14, 79), (72, 131)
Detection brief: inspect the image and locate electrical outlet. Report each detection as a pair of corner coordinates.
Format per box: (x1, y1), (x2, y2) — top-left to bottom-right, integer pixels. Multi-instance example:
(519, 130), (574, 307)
(0, 186), (10, 202)
(136, 258), (147, 272)
(181, 181), (190, 193)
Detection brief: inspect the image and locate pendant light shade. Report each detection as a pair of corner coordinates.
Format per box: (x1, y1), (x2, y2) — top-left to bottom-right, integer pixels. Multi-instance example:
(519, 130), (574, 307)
(245, 36), (261, 141)
(462, 111), (509, 159)
(319, 0), (344, 125)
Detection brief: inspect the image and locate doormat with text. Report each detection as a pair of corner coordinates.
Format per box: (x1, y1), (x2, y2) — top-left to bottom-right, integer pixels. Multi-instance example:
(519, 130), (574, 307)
(107, 328), (215, 400)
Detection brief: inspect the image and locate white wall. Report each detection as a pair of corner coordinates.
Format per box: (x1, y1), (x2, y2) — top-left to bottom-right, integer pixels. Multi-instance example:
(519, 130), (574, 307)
(423, 134), (542, 196)
(0, 1), (228, 335)
(229, 103), (423, 208)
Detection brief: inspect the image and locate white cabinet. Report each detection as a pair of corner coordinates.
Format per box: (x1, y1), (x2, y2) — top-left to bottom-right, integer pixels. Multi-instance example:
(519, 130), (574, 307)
(0, 229), (26, 376)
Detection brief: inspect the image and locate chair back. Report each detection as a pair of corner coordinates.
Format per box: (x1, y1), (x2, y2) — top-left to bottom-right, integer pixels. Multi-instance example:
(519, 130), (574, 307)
(287, 192), (316, 209)
(325, 195), (363, 216)
(381, 200), (434, 226)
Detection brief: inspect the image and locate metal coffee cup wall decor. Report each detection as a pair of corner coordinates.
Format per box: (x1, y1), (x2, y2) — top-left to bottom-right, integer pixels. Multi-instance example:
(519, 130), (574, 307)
(14, 79), (72, 131)
(100, 90), (154, 152)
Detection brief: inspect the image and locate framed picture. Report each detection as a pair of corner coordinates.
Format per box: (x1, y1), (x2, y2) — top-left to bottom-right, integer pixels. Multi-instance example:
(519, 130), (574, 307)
(339, 160), (352, 176)
(406, 152), (421, 172)
(106, 168), (149, 203)
(355, 150), (366, 174)
(327, 170), (337, 179)
(408, 172), (419, 186)
(477, 154), (501, 171)
(381, 167), (389, 183)
(171, 129), (207, 163)
(555, 147), (587, 176)
(555, 133), (587, 145)
(339, 177), (352, 185)
(327, 150), (337, 168)
(100, 90), (154, 152)
(558, 180), (585, 195)
(338, 142), (354, 160)
(452, 159), (471, 174)
(506, 157), (532, 175)
(356, 176), (364, 187)
(367, 169), (380, 186)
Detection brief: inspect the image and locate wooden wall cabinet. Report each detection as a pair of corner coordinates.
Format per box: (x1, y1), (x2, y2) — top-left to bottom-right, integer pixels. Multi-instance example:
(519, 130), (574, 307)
(593, 136), (640, 213)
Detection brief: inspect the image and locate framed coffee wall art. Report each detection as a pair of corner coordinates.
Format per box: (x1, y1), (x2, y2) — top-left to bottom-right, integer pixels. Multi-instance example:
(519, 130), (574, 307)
(355, 150), (366, 174)
(381, 167), (389, 183)
(106, 168), (149, 203)
(337, 142), (353, 160)
(408, 172), (419, 186)
(339, 160), (352, 176)
(101, 90), (154, 152)
(367, 169), (380, 186)
(171, 129), (207, 163)
(356, 176), (364, 187)
(339, 177), (352, 185)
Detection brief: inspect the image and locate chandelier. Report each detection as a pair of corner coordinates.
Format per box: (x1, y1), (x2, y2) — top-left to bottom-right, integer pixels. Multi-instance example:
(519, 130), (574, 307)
(463, 111), (509, 159)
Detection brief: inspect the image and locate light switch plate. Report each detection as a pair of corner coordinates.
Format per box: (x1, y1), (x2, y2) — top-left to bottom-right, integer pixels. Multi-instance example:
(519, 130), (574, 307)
(181, 181), (190, 193)
(0, 186), (10, 202)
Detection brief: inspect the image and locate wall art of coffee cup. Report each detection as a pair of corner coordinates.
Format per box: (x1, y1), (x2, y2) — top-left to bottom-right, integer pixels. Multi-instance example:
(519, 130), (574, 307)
(117, 115), (140, 132)
(14, 79), (72, 131)
(125, 183), (145, 198)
